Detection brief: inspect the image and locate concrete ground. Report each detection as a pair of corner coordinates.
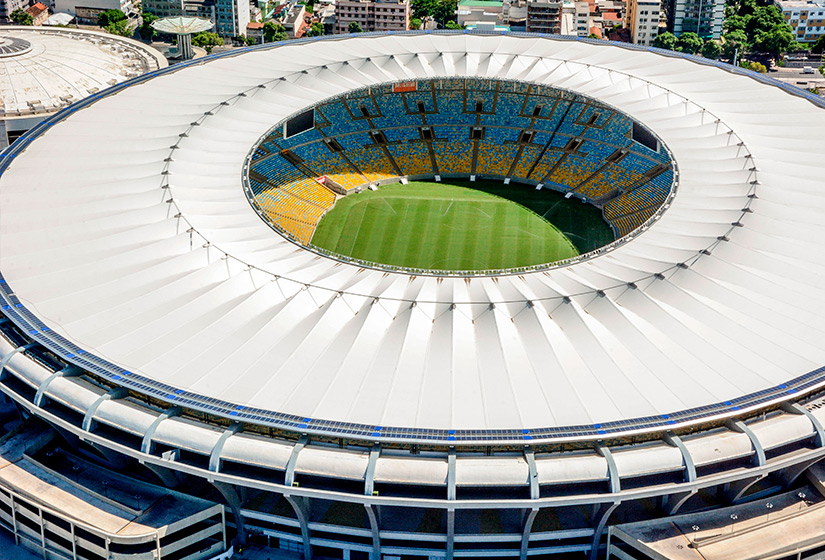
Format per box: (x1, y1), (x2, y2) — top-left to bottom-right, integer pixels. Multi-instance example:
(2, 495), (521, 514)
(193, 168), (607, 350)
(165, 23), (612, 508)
(768, 66), (825, 90)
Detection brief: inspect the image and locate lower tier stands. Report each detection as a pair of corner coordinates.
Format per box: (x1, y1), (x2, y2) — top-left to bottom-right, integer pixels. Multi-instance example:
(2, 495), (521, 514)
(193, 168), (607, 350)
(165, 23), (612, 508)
(250, 177), (337, 244)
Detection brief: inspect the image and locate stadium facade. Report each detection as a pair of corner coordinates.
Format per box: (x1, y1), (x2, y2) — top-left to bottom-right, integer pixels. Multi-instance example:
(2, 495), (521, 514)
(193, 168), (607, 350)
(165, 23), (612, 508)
(0, 32), (824, 560)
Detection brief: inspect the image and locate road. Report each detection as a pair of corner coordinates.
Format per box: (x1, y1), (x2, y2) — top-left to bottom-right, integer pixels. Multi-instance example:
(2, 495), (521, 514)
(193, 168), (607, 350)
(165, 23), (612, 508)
(768, 66), (825, 89)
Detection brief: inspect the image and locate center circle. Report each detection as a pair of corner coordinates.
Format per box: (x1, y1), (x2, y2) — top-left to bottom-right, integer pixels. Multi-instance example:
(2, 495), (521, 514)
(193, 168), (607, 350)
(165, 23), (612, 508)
(244, 77), (676, 275)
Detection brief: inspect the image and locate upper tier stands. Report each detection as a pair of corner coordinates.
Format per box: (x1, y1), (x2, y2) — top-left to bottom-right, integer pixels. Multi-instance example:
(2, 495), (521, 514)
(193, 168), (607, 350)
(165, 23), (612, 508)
(247, 78), (675, 244)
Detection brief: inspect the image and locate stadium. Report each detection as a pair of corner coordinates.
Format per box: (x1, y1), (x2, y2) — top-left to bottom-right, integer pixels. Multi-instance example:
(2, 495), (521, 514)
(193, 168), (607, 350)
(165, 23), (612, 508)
(0, 30), (824, 560)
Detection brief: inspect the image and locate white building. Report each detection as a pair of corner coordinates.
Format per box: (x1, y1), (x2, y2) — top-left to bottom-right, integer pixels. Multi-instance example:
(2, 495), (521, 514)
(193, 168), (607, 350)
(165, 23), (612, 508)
(625, 0), (661, 45)
(0, 26), (166, 149)
(333, 0), (410, 34)
(54, 0), (136, 21)
(561, 0), (592, 35)
(456, 0), (504, 27)
(775, 0), (825, 43)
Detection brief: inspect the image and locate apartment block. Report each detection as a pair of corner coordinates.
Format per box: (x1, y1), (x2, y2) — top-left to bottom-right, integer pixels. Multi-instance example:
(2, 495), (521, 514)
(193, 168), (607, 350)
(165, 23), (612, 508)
(776, 0), (825, 42)
(334, 0), (410, 33)
(625, 0), (661, 45)
(665, 0), (724, 39)
(526, 0), (562, 33)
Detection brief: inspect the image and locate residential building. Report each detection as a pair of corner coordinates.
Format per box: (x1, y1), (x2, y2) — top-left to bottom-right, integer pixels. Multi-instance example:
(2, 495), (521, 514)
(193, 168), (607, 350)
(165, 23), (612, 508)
(247, 20), (263, 42)
(526, 0), (562, 33)
(776, 0), (825, 43)
(625, 0), (661, 45)
(26, 2), (49, 23)
(54, 0), (136, 21)
(664, 0), (724, 39)
(503, 0), (527, 28)
(456, 0), (504, 27)
(142, 0), (183, 16)
(283, 3), (305, 36)
(315, 1), (336, 33)
(183, 0), (216, 23)
(561, 0), (591, 35)
(0, 0), (29, 23)
(212, 0), (249, 37)
(333, 0), (409, 33)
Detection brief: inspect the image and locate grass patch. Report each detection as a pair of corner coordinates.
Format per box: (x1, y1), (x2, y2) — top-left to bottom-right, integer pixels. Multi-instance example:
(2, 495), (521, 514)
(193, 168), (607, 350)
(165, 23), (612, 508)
(311, 180), (595, 271)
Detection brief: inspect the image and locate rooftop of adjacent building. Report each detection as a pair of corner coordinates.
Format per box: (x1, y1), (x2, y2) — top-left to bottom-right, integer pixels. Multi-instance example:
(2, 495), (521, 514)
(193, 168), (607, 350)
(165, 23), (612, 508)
(0, 26), (166, 120)
(459, 0), (504, 6)
(0, 421), (221, 539)
(25, 3), (48, 17)
(465, 21), (510, 28)
(613, 467), (825, 560)
(775, 0), (825, 8)
(284, 4), (305, 25)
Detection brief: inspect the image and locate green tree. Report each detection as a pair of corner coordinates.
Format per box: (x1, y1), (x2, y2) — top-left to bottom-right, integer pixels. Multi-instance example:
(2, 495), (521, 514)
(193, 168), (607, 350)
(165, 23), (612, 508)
(444, 20), (461, 29)
(348, 21), (362, 33)
(10, 8), (33, 25)
(652, 31), (677, 51)
(730, 0), (757, 18)
(434, 0), (457, 25)
(192, 31), (223, 53)
(819, 65), (825, 77)
(263, 21), (288, 42)
(812, 35), (825, 54)
(306, 21), (324, 36)
(723, 30), (748, 60)
(740, 59), (767, 72)
(723, 14), (748, 34)
(139, 11), (158, 40)
(701, 39), (723, 59)
(746, 5), (784, 37)
(106, 19), (131, 36)
(97, 9), (126, 27)
(753, 23), (793, 56)
(411, 0), (438, 19)
(677, 31), (703, 54)
(410, 17), (422, 29)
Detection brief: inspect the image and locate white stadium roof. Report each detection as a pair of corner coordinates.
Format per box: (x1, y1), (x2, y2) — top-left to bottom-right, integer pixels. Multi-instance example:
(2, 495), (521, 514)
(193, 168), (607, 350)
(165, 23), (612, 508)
(1, 33), (825, 444)
(0, 27), (166, 120)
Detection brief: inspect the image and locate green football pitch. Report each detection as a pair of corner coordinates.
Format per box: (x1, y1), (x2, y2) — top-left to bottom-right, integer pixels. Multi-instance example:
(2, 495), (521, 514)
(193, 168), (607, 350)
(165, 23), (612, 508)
(310, 180), (613, 271)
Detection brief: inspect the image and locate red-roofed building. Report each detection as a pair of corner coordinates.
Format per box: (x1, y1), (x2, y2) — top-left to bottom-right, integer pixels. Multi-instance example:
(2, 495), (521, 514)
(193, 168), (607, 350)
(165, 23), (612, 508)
(26, 2), (49, 25)
(246, 21), (263, 43)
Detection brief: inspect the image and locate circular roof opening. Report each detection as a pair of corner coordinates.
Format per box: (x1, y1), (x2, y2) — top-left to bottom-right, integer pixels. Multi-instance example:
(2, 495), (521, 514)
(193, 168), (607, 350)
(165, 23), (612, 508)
(245, 77), (677, 275)
(0, 36), (32, 58)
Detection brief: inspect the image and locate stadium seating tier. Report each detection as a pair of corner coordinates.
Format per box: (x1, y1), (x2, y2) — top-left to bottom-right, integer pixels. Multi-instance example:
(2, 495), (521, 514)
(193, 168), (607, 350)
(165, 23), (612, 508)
(247, 78), (674, 243)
